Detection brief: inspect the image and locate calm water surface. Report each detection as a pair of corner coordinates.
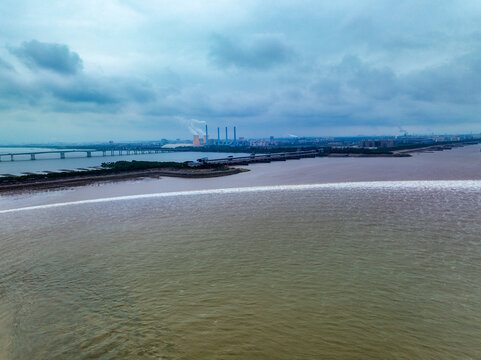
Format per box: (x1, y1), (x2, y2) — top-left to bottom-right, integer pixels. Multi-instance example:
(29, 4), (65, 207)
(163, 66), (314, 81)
(1, 182), (480, 359)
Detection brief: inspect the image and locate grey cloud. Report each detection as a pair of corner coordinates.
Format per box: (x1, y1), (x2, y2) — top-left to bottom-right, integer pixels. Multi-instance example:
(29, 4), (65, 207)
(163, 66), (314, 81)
(9, 40), (83, 75)
(332, 55), (399, 100)
(145, 87), (273, 119)
(122, 80), (158, 103)
(46, 76), (159, 106)
(340, 16), (438, 52)
(308, 55), (399, 113)
(3, 0), (481, 141)
(0, 69), (43, 106)
(273, 51), (481, 128)
(209, 34), (293, 70)
(310, 51), (481, 110)
(3, 44), (479, 135)
(49, 79), (119, 105)
(0, 65), (161, 114)
(0, 57), (14, 71)
(402, 51), (481, 104)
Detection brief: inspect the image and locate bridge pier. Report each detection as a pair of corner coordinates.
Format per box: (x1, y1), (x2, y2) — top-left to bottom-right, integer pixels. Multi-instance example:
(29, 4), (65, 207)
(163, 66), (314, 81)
(30, 154), (36, 160)
(60, 152), (65, 159)
(86, 151), (92, 158)
(119, 150), (122, 155)
(102, 151), (106, 156)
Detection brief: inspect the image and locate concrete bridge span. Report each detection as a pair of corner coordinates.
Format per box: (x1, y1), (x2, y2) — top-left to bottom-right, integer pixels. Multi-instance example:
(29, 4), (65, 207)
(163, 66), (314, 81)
(0, 148), (173, 161)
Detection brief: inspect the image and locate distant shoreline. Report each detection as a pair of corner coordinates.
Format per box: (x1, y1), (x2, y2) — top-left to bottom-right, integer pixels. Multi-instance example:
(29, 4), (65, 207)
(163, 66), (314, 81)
(1, 142), (479, 195)
(0, 167), (247, 194)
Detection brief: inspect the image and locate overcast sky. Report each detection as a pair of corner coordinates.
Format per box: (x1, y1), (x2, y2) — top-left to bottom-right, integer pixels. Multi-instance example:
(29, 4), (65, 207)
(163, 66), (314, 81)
(1, 0), (481, 143)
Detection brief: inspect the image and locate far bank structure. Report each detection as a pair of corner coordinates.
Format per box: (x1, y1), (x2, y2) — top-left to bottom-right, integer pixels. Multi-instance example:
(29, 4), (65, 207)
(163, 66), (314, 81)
(0, 124), (479, 163)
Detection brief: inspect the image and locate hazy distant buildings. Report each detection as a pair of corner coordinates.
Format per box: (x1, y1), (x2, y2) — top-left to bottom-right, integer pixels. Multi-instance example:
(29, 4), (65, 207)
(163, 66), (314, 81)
(360, 139), (394, 148)
(183, 127), (479, 150)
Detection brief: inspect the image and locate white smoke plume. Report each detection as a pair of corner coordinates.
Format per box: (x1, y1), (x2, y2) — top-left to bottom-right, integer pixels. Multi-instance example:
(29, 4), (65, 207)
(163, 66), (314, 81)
(188, 119), (206, 136)
(178, 117), (206, 136)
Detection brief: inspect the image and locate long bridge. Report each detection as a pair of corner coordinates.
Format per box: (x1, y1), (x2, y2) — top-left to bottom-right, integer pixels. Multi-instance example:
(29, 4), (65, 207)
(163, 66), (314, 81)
(0, 148), (174, 161)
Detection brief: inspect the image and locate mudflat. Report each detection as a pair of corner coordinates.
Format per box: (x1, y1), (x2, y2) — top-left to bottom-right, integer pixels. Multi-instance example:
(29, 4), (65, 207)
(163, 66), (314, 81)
(0, 167), (246, 194)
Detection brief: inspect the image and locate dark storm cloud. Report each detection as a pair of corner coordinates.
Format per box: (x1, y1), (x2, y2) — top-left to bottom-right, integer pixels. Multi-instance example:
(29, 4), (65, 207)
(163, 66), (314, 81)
(209, 34), (293, 70)
(9, 40), (83, 75)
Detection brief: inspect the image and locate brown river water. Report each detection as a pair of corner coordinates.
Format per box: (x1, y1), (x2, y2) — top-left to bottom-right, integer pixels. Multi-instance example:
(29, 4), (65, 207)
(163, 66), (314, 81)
(0, 145), (480, 359)
(1, 181), (481, 359)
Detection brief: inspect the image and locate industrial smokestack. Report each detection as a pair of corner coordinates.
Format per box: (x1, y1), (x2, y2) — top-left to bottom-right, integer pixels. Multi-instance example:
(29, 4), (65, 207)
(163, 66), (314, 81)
(205, 124), (208, 145)
(225, 127), (228, 145)
(193, 135), (200, 146)
(234, 126), (237, 146)
(217, 127), (220, 146)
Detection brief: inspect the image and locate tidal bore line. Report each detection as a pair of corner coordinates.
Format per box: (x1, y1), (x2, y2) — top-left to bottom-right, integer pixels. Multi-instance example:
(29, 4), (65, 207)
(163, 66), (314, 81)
(0, 180), (480, 215)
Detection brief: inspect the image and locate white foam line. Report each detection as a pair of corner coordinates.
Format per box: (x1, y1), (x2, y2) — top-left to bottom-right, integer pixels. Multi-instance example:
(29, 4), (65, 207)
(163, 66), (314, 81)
(1, 180), (480, 215)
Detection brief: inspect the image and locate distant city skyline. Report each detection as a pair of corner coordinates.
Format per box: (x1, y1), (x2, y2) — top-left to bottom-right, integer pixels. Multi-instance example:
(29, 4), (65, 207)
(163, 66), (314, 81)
(1, 1), (481, 143)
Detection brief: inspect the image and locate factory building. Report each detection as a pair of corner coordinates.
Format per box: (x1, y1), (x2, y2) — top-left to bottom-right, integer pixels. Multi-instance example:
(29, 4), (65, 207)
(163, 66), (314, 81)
(193, 124), (240, 146)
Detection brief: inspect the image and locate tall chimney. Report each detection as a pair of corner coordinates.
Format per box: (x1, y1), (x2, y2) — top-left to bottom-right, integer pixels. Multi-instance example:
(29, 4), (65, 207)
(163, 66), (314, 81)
(234, 126), (237, 146)
(193, 135), (200, 146)
(225, 127), (228, 145)
(205, 124), (208, 145)
(217, 127), (220, 145)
